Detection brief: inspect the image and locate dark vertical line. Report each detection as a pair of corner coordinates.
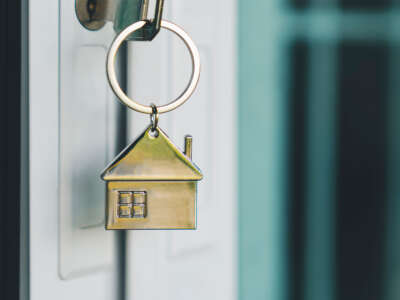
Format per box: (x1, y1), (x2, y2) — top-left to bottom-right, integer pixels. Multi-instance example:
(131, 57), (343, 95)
(117, 42), (128, 300)
(20, 0), (30, 298)
(0, 0), (21, 299)
(290, 0), (309, 10)
(287, 40), (309, 300)
(336, 41), (389, 300)
(339, 0), (390, 10)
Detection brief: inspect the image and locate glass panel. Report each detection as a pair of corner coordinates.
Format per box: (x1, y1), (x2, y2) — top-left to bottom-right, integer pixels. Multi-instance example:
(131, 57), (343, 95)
(287, 39), (310, 300)
(290, 0), (310, 9)
(336, 41), (389, 300)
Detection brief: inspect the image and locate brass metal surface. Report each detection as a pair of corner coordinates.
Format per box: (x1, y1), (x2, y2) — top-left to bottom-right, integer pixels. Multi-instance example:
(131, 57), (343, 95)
(102, 126), (202, 181)
(102, 125), (202, 230)
(106, 181), (196, 229)
(75, 0), (110, 31)
(184, 135), (192, 160)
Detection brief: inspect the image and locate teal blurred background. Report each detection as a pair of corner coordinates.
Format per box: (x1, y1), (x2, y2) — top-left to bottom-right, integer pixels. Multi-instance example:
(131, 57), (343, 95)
(238, 1), (400, 300)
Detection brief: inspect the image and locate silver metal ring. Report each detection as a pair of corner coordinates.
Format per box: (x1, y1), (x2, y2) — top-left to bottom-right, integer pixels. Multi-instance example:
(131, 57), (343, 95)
(150, 103), (159, 130)
(106, 20), (201, 114)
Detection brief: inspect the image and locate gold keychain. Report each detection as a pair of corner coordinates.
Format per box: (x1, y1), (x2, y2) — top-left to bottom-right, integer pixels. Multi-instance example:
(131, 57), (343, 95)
(102, 20), (202, 230)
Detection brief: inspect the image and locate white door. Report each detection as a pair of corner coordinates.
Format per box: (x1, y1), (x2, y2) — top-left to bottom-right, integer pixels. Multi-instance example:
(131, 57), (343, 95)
(29, 0), (119, 299)
(126, 1), (237, 299)
(28, 0), (237, 299)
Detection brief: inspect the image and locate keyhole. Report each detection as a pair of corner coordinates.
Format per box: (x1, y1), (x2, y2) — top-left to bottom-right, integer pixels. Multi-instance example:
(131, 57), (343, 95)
(86, 0), (97, 21)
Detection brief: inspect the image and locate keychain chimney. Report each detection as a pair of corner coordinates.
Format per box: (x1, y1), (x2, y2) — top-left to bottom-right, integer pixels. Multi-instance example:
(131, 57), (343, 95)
(184, 135), (193, 159)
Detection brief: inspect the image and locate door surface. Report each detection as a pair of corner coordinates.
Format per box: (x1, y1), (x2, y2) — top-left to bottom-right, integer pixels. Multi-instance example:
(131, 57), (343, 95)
(29, 0), (119, 299)
(28, 0), (237, 299)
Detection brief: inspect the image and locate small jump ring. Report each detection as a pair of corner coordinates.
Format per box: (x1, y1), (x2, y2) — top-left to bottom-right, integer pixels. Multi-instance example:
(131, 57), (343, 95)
(150, 103), (159, 131)
(106, 20), (201, 114)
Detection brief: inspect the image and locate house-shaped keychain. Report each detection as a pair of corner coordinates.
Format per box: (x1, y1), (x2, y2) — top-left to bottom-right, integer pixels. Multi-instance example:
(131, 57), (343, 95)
(101, 126), (203, 230)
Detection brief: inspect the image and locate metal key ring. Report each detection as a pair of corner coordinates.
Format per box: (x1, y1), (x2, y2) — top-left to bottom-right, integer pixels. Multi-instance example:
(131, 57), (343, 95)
(106, 20), (201, 114)
(150, 103), (159, 130)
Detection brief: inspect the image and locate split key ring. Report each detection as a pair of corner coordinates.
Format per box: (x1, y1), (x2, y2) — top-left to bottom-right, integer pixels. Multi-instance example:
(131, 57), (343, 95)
(106, 20), (201, 115)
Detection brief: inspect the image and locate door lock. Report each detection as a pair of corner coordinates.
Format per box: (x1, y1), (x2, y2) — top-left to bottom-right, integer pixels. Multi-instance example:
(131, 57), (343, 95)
(75, 0), (164, 41)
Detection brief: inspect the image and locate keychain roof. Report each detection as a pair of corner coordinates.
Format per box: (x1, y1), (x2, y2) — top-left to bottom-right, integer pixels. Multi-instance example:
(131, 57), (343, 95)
(101, 126), (203, 181)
